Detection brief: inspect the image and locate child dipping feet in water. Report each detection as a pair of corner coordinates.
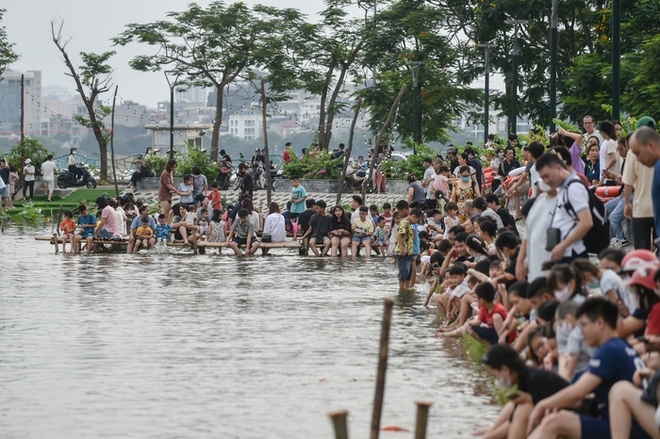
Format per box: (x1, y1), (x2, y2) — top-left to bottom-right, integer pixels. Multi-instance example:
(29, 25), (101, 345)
(372, 216), (388, 256)
(134, 217), (155, 252)
(155, 214), (173, 243)
(206, 208), (226, 253)
(60, 209), (76, 253)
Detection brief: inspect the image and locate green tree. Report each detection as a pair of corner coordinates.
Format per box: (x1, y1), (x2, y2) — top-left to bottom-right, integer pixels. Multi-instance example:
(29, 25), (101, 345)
(113, 1), (309, 161)
(360, 0), (481, 143)
(6, 138), (53, 174)
(51, 20), (114, 181)
(295, 0), (367, 151)
(0, 8), (19, 80)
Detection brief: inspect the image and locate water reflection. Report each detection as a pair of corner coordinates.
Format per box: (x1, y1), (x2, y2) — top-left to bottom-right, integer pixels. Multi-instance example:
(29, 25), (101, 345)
(0, 226), (498, 438)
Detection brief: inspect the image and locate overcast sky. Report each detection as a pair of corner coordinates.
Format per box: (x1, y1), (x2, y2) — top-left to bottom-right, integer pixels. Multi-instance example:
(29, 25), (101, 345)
(4, 0), (498, 108)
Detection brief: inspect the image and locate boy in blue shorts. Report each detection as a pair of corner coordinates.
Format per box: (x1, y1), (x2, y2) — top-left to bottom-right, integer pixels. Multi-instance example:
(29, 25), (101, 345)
(527, 298), (650, 439)
(72, 204), (97, 255)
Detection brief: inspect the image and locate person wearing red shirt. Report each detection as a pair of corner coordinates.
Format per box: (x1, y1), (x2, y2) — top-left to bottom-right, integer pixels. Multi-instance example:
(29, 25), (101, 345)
(282, 142), (293, 163)
(468, 281), (515, 347)
(207, 182), (223, 211)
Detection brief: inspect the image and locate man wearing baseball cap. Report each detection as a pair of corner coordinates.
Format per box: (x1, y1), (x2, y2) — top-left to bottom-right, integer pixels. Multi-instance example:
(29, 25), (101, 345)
(23, 158), (35, 202)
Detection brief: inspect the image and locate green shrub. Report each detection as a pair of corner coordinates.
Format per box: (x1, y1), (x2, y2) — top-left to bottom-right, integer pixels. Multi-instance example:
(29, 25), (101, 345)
(283, 151), (343, 180)
(1, 138), (54, 174)
(175, 146), (219, 183)
(143, 154), (169, 177)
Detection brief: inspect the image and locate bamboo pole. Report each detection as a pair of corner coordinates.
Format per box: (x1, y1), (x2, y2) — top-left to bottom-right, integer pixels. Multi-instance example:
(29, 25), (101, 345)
(110, 85), (120, 198)
(414, 401), (432, 439)
(336, 97), (362, 206)
(328, 410), (349, 439)
(260, 78), (272, 206)
(370, 297), (395, 439)
(53, 233), (59, 253)
(362, 85), (407, 202)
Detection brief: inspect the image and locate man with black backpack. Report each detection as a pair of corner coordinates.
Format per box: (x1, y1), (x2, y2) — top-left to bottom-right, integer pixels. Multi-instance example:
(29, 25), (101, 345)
(535, 153), (594, 263)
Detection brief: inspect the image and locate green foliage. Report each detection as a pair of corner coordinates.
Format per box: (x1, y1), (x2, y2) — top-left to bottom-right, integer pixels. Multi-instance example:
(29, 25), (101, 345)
(381, 143), (438, 180)
(0, 8), (19, 79)
(282, 151), (343, 180)
(175, 146), (220, 182)
(114, 1), (310, 161)
(16, 202), (44, 224)
(360, 0), (481, 143)
(143, 154), (169, 177)
(5, 138), (53, 174)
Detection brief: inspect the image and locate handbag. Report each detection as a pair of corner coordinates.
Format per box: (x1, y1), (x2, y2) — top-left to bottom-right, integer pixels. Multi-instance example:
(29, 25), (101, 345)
(261, 215), (282, 243)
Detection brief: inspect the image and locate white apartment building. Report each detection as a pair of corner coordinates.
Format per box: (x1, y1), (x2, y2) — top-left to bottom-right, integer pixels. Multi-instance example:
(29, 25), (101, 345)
(0, 70), (41, 136)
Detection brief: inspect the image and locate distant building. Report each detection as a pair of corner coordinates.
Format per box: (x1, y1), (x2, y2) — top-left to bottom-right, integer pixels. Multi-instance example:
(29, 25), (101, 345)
(0, 70), (41, 136)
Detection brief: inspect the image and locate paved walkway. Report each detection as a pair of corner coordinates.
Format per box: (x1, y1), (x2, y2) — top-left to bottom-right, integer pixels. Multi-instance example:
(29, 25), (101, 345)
(124, 188), (406, 209)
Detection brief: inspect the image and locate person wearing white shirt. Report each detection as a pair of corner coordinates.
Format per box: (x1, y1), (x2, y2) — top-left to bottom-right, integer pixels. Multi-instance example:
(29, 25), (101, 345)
(23, 158), (35, 202)
(41, 155), (58, 202)
(263, 202), (287, 243)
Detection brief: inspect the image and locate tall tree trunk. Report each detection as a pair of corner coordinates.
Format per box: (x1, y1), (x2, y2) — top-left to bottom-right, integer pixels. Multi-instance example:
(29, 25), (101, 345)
(336, 97), (362, 205)
(210, 85), (225, 161)
(86, 103), (108, 181)
(322, 63), (351, 151)
(317, 61), (335, 151)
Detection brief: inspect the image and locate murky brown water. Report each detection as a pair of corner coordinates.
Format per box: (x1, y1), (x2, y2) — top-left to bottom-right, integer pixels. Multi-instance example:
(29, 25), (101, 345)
(0, 226), (498, 438)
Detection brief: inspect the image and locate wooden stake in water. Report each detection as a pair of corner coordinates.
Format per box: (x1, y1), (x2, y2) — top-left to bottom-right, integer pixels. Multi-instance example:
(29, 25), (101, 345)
(328, 410), (349, 439)
(370, 297), (394, 439)
(414, 401), (432, 439)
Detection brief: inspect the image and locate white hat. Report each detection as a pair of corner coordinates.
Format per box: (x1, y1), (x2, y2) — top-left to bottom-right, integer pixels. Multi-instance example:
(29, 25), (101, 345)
(25, 159), (31, 164)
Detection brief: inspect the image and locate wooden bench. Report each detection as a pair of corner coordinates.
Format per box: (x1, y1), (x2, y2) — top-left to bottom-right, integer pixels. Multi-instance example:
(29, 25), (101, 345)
(35, 234), (307, 255)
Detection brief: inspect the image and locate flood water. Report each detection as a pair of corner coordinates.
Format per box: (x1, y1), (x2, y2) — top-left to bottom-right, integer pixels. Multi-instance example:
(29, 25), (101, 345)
(0, 226), (498, 438)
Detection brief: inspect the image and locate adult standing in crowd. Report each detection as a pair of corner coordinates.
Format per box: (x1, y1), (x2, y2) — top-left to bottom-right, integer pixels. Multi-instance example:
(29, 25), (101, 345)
(629, 123), (660, 247)
(421, 158), (436, 201)
(465, 147), (484, 190)
(406, 174), (426, 207)
(446, 146), (459, 173)
(599, 121), (621, 184)
(623, 135), (655, 250)
(41, 155), (57, 202)
(158, 159), (179, 221)
(22, 158), (35, 203)
(451, 165), (481, 222)
(535, 152), (592, 263)
(498, 148), (520, 188)
(582, 114), (603, 147)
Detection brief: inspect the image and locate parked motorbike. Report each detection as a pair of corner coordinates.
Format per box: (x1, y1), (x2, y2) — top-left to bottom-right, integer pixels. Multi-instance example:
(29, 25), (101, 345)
(57, 164), (97, 189)
(344, 161), (373, 194)
(216, 160), (233, 191)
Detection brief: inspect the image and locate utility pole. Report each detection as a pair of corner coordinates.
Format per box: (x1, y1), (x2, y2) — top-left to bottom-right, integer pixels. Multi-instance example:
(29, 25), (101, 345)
(478, 44), (496, 144)
(612, 0), (621, 120)
(20, 73), (25, 143)
(409, 60), (423, 153)
(550, 0), (558, 133)
(504, 19), (527, 136)
(164, 71), (180, 160)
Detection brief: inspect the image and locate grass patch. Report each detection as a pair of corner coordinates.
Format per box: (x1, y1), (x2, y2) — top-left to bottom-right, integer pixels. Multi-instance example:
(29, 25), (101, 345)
(461, 334), (509, 406)
(8, 188), (110, 213)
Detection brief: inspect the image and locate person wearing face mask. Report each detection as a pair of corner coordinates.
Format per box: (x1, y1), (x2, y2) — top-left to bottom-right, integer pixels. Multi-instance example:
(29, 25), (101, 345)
(68, 147), (84, 181)
(476, 344), (569, 439)
(450, 165), (480, 222)
(555, 300), (595, 382)
(517, 180), (558, 282)
(548, 264), (587, 304)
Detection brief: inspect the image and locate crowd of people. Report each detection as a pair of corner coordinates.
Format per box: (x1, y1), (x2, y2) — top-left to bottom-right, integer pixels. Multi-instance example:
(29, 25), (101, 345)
(42, 111), (660, 436)
(390, 118), (660, 439)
